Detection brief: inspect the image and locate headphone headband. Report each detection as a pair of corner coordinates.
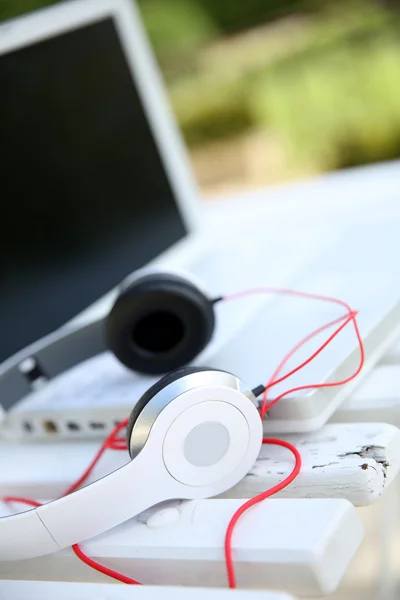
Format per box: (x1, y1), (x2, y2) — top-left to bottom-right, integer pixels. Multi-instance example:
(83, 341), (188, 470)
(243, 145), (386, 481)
(0, 272), (265, 562)
(0, 270), (216, 413)
(0, 318), (106, 412)
(0, 370), (262, 561)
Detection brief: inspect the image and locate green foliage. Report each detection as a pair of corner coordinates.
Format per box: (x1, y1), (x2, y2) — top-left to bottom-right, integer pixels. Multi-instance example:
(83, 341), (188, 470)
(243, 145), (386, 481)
(136, 0), (219, 79)
(251, 35), (400, 171)
(0, 0), (60, 21)
(194, 0), (310, 33)
(4, 0), (400, 175)
(138, 0), (217, 57)
(169, 75), (253, 145)
(163, 0), (400, 174)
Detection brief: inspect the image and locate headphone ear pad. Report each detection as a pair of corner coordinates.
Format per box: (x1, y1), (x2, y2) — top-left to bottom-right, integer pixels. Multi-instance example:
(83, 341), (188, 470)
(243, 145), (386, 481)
(105, 273), (215, 375)
(126, 366), (214, 452)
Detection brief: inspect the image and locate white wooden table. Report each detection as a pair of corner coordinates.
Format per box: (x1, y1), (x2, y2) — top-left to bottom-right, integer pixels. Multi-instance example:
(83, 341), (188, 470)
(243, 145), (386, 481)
(328, 344), (400, 600)
(2, 161), (400, 597)
(203, 160), (400, 600)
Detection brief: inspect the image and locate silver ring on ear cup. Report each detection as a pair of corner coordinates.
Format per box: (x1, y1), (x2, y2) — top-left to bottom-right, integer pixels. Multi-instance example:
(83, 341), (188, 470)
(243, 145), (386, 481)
(105, 273), (215, 375)
(125, 366), (214, 451)
(128, 368), (258, 459)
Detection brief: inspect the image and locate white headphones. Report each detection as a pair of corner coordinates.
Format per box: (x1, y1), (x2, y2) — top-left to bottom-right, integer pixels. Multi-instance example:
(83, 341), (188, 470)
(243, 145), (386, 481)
(1, 367), (263, 561)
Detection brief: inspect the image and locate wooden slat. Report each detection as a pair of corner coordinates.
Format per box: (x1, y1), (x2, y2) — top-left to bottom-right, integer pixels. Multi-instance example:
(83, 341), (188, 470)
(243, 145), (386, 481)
(228, 422), (400, 506)
(0, 498), (362, 596)
(1, 422), (399, 506)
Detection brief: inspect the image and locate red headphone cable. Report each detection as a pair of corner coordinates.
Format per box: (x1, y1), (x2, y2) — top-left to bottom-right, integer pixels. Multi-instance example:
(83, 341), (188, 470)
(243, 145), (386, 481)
(222, 288), (364, 587)
(3, 286), (364, 588)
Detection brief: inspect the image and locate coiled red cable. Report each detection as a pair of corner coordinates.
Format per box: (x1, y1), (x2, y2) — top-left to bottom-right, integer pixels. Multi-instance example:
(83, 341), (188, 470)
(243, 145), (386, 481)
(4, 286), (364, 588)
(221, 287), (363, 587)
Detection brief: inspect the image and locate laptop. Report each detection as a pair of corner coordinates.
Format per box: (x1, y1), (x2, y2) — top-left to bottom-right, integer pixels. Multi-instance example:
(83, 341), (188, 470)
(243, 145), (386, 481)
(0, 0), (206, 361)
(1, 0), (400, 440)
(0, 0), (272, 438)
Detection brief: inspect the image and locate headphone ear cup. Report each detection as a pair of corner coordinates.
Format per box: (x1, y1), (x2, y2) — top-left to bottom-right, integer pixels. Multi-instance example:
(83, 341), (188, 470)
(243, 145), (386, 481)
(126, 366), (215, 452)
(105, 273), (215, 375)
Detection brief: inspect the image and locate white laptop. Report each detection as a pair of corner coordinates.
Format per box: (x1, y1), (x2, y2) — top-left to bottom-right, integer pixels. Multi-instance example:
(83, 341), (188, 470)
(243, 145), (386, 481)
(1, 0), (400, 440)
(0, 0), (272, 438)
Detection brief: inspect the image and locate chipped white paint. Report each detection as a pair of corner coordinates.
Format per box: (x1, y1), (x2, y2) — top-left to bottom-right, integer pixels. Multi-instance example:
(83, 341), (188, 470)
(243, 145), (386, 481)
(0, 423), (398, 506)
(0, 581), (295, 600)
(330, 354), (400, 600)
(0, 498), (362, 596)
(220, 422), (400, 506)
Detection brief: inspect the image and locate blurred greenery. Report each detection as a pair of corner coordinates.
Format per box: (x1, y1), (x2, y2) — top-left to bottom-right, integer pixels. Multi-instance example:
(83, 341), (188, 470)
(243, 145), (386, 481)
(191, 0), (311, 33)
(252, 38), (400, 171)
(137, 0), (218, 78)
(3, 0), (400, 185)
(139, 0), (217, 55)
(0, 0), (59, 20)
(169, 75), (253, 145)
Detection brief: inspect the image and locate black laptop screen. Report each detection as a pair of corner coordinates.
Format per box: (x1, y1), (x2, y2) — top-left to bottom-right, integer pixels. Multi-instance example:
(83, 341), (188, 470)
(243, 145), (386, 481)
(0, 17), (188, 363)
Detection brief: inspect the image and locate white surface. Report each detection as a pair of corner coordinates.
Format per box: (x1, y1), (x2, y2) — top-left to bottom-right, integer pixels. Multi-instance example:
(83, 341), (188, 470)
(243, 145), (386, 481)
(379, 337), (400, 365)
(334, 364), (400, 426)
(0, 498), (363, 596)
(0, 386), (262, 561)
(0, 422), (398, 506)
(0, 581), (295, 600)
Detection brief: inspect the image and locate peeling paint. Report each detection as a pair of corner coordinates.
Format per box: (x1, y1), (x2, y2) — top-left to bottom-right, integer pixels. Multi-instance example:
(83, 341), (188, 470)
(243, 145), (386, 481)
(338, 445), (389, 479)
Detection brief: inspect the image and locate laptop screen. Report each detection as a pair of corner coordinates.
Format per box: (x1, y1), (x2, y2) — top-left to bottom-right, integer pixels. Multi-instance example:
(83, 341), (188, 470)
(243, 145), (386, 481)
(0, 17), (188, 364)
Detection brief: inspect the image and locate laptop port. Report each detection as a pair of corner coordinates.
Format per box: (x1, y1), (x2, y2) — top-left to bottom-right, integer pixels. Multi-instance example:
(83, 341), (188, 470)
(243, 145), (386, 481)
(66, 421), (80, 431)
(43, 420), (58, 433)
(89, 422), (105, 430)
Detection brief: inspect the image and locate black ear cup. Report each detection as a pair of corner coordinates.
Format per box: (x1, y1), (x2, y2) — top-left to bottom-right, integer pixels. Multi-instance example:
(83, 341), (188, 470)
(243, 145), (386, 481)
(126, 366), (216, 453)
(105, 273), (215, 375)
